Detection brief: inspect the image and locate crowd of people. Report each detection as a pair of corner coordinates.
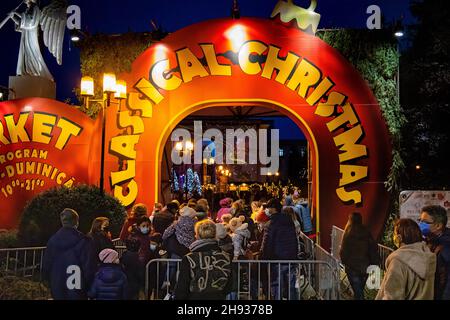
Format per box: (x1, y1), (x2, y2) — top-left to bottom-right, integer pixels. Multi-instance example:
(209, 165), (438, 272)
(41, 187), (315, 300)
(41, 190), (450, 301)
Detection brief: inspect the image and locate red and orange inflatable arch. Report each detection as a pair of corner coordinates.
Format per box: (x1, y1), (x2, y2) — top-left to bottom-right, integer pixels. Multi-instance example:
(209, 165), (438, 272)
(0, 18), (391, 246)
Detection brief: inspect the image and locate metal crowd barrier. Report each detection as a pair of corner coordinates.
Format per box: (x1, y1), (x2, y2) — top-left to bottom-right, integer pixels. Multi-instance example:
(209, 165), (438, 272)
(145, 258), (340, 301)
(378, 244), (394, 271)
(1, 241), (127, 280)
(331, 226), (345, 262)
(0, 247), (46, 280)
(299, 232), (316, 261)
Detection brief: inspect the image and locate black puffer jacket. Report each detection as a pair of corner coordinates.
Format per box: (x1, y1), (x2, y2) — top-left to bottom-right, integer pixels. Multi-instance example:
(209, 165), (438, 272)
(260, 213), (299, 260)
(175, 239), (232, 300)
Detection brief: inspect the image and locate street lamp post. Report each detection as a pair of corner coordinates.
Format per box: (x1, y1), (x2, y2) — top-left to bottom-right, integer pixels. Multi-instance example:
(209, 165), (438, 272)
(80, 73), (127, 195)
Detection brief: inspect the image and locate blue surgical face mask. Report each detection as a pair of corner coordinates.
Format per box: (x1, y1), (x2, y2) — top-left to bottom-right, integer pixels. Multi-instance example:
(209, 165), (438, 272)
(418, 222), (431, 237)
(140, 227), (149, 235)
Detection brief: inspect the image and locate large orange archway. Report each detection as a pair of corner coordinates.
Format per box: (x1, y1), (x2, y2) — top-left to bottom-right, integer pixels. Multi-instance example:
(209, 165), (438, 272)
(95, 18), (392, 246)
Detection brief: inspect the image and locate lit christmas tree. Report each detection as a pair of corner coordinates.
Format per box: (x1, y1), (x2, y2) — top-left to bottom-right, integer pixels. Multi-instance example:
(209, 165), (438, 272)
(186, 168), (195, 198)
(171, 169), (179, 193)
(193, 171), (202, 196)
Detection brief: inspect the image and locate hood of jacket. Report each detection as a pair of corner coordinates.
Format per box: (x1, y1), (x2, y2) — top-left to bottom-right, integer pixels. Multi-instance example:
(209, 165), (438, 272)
(387, 242), (436, 280)
(189, 238), (219, 252)
(50, 227), (86, 250)
(97, 264), (124, 283)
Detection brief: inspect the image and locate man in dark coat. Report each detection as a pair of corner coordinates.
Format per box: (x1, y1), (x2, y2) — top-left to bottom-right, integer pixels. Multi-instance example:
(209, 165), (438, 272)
(260, 199), (298, 260)
(420, 205), (450, 300)
(42, 209), (96, 300)
(260, 199), (299, 300)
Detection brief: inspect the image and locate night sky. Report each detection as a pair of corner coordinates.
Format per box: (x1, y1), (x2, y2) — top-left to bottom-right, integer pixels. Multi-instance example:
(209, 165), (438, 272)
(0, 0), (414, 102)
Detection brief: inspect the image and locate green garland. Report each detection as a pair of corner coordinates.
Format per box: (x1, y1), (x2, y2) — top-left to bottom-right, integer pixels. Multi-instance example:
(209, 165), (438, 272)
(319, 29), (406, 246)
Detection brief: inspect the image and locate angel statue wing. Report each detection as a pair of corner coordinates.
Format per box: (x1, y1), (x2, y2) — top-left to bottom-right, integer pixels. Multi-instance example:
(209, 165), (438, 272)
(40, 0), (68, 65)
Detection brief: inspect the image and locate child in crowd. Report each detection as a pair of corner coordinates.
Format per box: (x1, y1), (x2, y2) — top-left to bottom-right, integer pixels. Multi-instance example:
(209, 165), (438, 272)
(120, 238), (142, 300)
(89, 249), (128, 300)
(119, 203), (148, 241)
(130, 216), (153, 265)
(229, 216), (251, 260)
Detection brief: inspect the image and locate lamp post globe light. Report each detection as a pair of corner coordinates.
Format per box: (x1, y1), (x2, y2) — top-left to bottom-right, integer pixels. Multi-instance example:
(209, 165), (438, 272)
(80, 73), (127, 194)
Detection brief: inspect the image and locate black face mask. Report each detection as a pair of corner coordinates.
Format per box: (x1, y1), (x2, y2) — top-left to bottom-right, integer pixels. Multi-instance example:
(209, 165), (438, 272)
(102, 226), (110, 233)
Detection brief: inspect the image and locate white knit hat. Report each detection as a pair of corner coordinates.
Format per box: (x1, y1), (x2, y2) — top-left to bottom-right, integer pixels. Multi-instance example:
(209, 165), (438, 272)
(215, 223), (228, 240)
(180, 206), (197, 218)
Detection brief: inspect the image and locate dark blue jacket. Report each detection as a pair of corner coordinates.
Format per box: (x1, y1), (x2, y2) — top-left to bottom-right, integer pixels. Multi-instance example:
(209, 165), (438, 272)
(431, 228), (450, 300)
(284, 198), (313, 233)
(42, 227), (97, 300)
(295, 204), (313, 233)
(88, 264), (128, 300)
(261, 213), (299, 260)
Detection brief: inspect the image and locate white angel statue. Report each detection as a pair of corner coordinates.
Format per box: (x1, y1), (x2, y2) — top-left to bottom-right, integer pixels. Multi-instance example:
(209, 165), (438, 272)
(2, 0), (67, 81)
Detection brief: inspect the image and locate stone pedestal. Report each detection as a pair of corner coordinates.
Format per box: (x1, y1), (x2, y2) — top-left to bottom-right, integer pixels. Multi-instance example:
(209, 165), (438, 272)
(9, 76), (56, 100)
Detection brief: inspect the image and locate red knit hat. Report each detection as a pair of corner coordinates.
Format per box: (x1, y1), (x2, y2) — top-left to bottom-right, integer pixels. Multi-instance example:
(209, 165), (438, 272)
(255, 210), (270, 223)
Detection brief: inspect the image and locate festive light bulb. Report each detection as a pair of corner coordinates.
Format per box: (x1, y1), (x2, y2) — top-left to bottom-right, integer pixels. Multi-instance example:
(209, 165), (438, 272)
(80, 76), (94, 97)
(103, 73), (117, 93)
(114, 80), (127, 100)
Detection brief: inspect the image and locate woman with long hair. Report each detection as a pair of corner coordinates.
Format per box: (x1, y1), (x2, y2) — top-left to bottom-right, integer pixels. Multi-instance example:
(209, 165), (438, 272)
(340, 212), (379, 300)
(88, 217), (115, 263)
